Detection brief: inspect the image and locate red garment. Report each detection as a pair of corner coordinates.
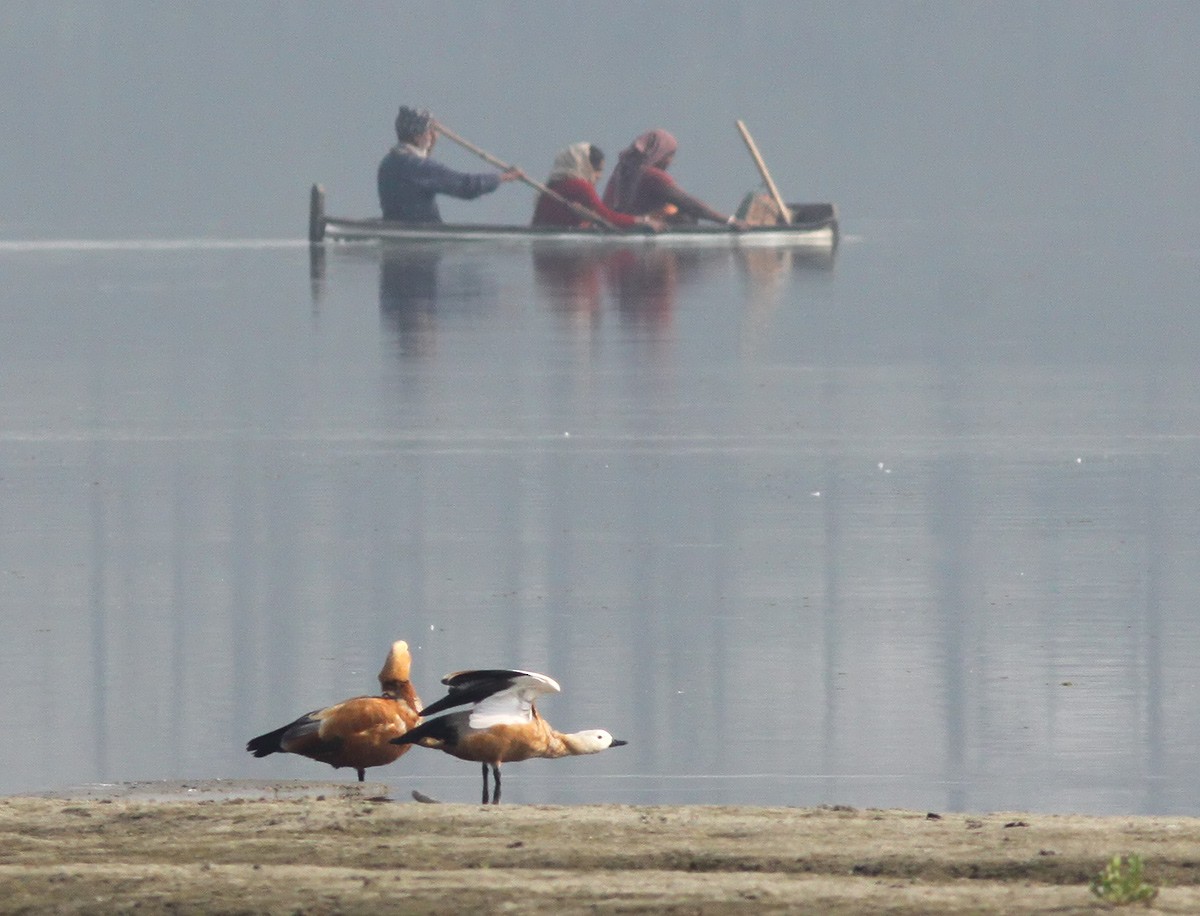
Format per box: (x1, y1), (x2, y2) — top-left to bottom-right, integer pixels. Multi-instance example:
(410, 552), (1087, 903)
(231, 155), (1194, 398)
(607, 167), (677, 216)
(532, 177), (640, 229)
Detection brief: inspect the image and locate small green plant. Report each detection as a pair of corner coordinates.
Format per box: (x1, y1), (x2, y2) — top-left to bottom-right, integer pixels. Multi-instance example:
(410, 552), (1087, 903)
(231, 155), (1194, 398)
(1089, 853), (1158, 905)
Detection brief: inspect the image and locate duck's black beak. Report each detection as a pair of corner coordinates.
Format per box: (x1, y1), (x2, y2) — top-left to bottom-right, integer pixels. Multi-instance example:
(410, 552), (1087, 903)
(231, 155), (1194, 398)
(611, 738), (629, 748)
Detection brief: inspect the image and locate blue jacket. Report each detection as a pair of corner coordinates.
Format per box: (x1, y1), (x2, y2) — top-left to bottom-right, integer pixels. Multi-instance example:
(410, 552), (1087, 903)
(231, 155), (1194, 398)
(377, 147), (502, 223)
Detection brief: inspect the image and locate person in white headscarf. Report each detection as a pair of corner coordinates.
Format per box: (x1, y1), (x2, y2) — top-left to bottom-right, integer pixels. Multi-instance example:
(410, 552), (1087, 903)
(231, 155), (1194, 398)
(531, 143), (659, 230)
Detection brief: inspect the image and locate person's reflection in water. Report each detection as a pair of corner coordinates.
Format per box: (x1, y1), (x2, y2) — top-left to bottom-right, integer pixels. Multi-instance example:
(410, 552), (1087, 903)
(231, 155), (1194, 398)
(532, 250), (610, 335)
(606, 248), (728, 331)
(606, 249), (680, 330)
(379, 246), (442, 358)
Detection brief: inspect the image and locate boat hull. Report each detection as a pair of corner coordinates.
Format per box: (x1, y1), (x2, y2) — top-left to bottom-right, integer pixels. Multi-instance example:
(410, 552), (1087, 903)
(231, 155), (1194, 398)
(310, 185), (837, 250)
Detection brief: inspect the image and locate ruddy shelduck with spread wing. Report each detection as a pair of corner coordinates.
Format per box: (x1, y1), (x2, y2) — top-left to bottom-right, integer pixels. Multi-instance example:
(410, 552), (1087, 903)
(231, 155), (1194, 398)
(246, 640), (421, 781)
(391, 668), (626, 803)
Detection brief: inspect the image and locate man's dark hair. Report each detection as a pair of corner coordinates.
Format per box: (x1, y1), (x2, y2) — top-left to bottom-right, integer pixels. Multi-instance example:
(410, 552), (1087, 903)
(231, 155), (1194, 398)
(395, 106), (432, 143)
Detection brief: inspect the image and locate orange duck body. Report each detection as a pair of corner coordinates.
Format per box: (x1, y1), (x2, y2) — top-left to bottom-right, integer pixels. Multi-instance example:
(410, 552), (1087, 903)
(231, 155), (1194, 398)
(247, 640), (421, 781)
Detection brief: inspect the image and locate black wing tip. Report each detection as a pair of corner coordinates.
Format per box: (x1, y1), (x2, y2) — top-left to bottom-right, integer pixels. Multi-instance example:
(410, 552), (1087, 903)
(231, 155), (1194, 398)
(412, 691), (468, 720)
(441, 668), (528, 686)
(420, 670), (521, 717)
(441, 672), (511, 686)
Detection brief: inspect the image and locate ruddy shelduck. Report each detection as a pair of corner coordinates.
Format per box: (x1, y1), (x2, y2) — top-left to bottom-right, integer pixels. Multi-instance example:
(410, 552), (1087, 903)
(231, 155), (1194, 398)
(391, 668), (626, 804)
(246, 640), (421, 782)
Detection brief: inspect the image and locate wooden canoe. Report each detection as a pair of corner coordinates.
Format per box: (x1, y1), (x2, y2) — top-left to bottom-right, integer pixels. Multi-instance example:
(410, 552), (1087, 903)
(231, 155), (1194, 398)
(308, 185), (838, 250)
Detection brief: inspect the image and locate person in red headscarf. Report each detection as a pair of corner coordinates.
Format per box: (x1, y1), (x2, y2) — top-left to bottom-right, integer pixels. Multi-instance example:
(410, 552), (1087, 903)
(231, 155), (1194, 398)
(602, 129), (746, 229)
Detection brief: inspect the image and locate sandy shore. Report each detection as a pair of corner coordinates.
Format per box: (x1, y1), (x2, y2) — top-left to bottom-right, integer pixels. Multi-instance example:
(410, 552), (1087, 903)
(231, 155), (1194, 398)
(1, 781), (1197, 913)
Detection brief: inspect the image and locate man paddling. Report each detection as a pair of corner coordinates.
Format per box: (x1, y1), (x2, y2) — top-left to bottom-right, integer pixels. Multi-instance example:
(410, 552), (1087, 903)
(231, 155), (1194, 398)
(377, 106), (522, 223)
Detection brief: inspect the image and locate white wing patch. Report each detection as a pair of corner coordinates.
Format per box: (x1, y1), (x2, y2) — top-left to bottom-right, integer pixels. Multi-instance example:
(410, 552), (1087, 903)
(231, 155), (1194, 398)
(468, 672), (561, 729)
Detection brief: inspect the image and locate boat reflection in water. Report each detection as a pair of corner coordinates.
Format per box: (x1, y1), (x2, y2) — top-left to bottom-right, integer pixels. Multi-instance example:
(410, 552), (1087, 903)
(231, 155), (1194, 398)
(736, 244), (838, 347)
(737, 244), (836, 295)
(532, 241), (835, 331)
(308, 237), (835, 357)
(532, 248), (722, 331)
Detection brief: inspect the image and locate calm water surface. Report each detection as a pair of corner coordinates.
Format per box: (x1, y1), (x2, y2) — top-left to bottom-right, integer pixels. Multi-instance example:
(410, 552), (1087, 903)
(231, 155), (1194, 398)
(2, 221), (1199, 812)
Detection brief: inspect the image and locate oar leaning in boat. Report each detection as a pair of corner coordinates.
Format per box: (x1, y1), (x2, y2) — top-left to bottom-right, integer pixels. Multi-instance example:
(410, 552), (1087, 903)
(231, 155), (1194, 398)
(433, 121), (621, 232)
(735, 119), (793, 226)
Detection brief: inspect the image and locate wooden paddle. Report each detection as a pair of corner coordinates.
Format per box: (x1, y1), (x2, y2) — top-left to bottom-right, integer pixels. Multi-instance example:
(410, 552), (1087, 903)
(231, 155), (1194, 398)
(735, 120), (793, 225)
(433, 121), (621, 232)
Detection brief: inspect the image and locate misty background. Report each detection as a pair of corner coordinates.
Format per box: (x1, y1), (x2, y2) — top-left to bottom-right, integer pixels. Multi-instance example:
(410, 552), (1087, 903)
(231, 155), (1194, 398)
(3, 1), (1197, 237)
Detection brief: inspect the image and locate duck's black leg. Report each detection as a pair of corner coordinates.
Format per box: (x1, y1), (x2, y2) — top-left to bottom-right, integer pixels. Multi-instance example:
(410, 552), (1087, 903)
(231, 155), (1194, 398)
(481, 762), (490, 805)
(492, 765), (502, 804)
(356, 768), (365, 782)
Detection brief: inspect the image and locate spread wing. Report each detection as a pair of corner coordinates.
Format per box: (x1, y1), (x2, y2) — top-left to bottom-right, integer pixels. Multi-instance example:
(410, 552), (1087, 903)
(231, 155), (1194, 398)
(418, 669), (561, 726)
